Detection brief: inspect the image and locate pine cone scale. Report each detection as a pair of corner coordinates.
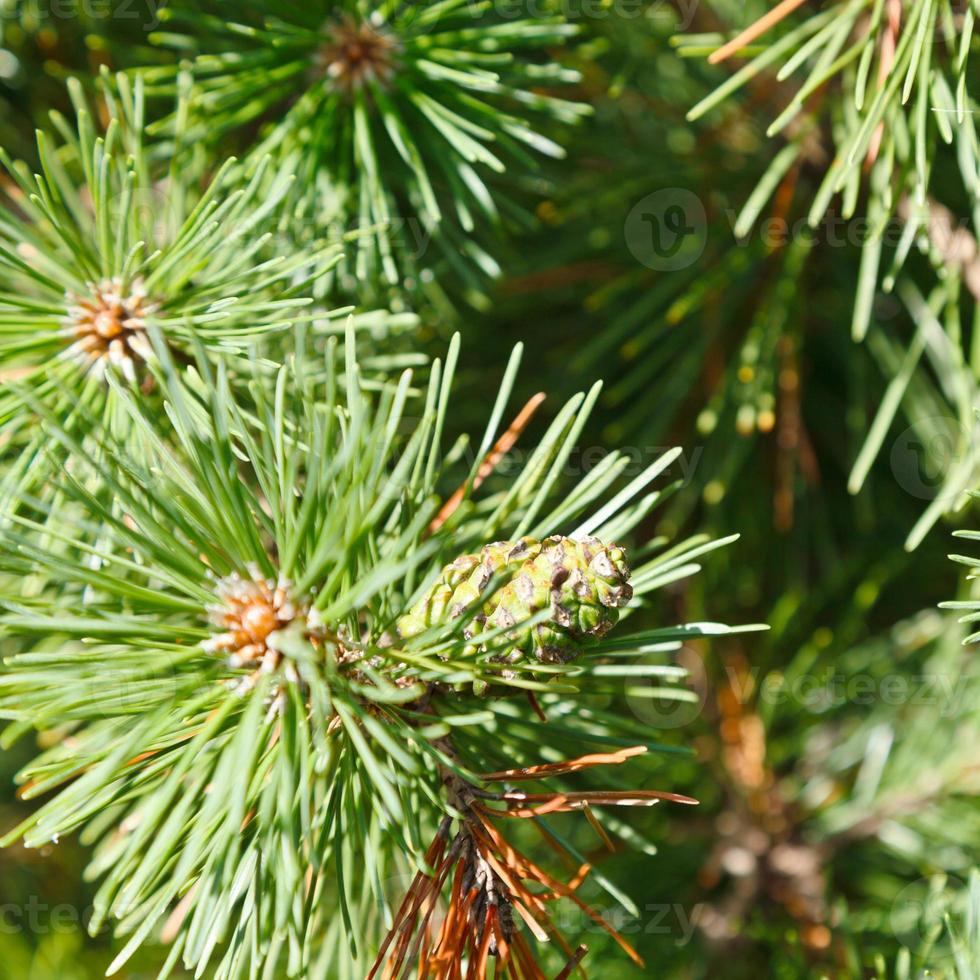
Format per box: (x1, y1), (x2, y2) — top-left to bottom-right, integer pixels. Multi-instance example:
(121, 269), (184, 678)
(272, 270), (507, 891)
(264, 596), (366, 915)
(398, 535), (632, 671)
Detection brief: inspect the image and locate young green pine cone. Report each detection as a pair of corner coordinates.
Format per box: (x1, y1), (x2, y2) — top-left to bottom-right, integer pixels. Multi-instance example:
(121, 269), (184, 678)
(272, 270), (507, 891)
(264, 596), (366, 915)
(397, 536), (633, 666)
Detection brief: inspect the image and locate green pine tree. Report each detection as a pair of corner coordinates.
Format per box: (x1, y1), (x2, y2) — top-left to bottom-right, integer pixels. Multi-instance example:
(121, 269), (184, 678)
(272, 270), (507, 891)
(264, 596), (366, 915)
(1, 2), (980, 979)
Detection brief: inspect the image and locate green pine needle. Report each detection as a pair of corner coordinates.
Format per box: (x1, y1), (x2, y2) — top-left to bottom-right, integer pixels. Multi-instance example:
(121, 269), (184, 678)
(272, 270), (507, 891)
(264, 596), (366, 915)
(142, 0), (591, 287)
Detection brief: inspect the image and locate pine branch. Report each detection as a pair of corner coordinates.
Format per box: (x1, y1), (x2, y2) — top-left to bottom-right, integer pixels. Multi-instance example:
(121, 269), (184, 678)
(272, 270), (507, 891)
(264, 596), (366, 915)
(141, 0), (591, 292)
(0, 71), (415, 511)
(0, 330), (762, 977)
